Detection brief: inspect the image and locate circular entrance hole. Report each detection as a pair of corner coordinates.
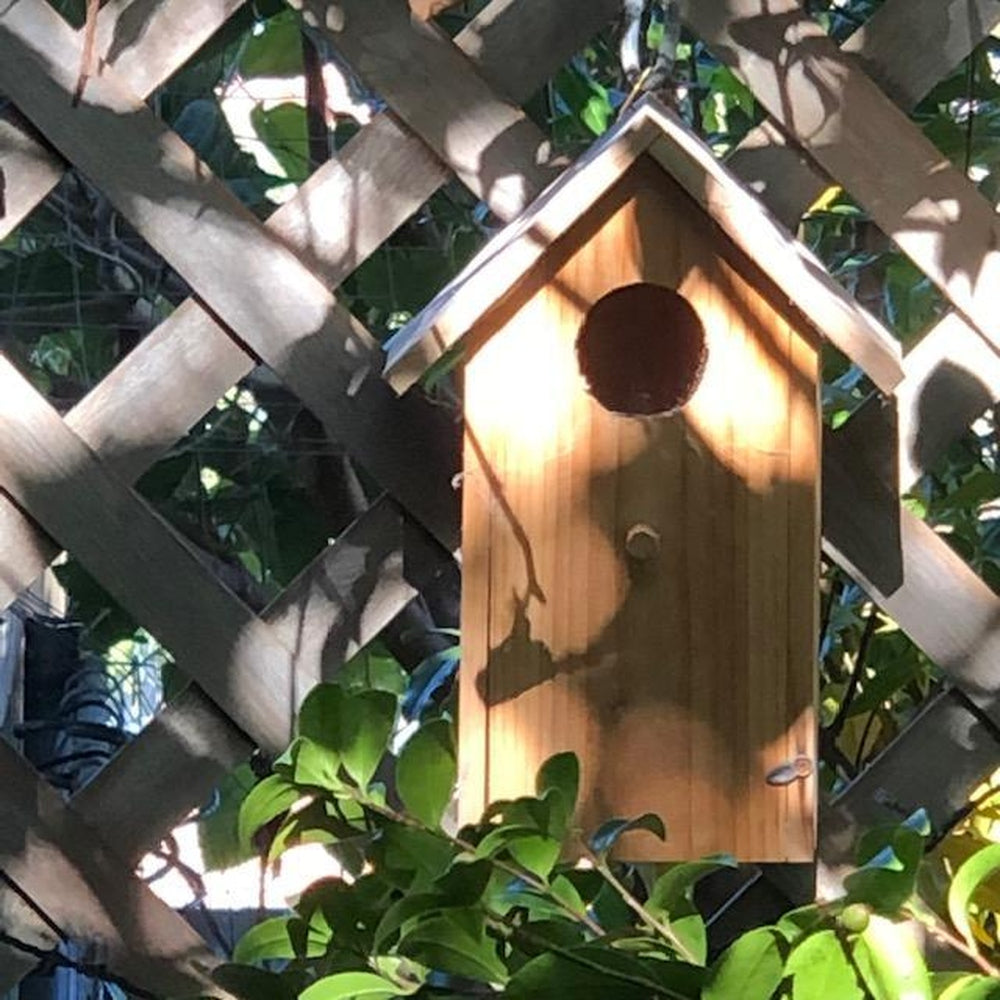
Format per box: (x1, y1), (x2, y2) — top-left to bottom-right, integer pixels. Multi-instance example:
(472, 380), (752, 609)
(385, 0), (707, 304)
(576, 283), (707, 416)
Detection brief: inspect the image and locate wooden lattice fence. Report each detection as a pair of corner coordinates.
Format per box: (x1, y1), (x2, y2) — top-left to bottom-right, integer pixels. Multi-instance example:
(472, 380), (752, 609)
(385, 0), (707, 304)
(0, 0), (999, 992)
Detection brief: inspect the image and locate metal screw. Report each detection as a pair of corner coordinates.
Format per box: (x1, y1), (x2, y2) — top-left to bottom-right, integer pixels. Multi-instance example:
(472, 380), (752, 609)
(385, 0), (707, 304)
(765, 755), (814, 786)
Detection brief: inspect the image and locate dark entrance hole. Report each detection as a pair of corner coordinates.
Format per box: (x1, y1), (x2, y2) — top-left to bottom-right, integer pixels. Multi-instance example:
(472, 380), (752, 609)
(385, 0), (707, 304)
(576, 282), (708, 416)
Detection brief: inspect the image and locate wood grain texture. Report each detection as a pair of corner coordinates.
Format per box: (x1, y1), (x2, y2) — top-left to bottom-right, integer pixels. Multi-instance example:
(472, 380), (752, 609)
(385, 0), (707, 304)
(307, 0), (557, 222)
(0, 740), (222, 997)
(388, 100), (902, 395)
(0, 0), (244, 238)
(461, 159), (819, 860)
(0, 493), (448, 989)
(0, 0), (461, 551)
(683, 0), (1000, 351)
(0, 357), (296, 752)
(725, 0), (1000, 227)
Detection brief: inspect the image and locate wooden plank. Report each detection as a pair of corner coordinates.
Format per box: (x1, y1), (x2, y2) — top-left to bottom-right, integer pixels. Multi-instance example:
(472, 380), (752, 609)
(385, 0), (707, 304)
(387, 100), (903, 395)
(822, 688), (1000, 878)
(0, 0), (461, 552)
(459, 0), (618, 104)
(462, 160), (819, 859)
(0, 494), (450, 988)
(824, 423), (1000, 726)
(305, 0), (558, 222)
(410, 0), (464, 19)
(683, 0), (1000, 353)
(0, 357), (297, 752)
(0, 741), (221, 997)
(0, 0), (244, 238)
(841, 0), (1000, 110)
(896, 313), (1000, 489)
(725, 0), (1000, 227)
(0, 0), (616, 604)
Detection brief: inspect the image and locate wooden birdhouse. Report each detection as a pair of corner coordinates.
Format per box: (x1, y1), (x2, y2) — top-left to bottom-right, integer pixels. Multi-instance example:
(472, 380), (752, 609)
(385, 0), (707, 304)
(384, 99), (901, 862)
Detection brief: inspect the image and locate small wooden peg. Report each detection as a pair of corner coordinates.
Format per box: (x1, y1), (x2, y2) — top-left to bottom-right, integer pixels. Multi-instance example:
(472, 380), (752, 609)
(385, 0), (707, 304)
(625, 523), (661, 560)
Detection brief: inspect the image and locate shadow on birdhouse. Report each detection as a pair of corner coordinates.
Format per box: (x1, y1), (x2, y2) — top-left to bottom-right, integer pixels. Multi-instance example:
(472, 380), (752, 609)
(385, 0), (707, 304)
(384, 98), (904, 862)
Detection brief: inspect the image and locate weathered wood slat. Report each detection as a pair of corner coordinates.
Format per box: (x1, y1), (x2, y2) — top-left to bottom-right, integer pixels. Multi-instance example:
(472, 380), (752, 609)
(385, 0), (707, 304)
(0, 358), (298, 752)
(0, 0), (462, 551)
(684, 0), (1000, 353)
(822, 688), (1000, 874)
(308, 0), (557, 222)
(0, 0), (245, 238)
(0, 0), (616, 611)
(0, 494), (447, 988)
(0, 740), (221, 997)
(725, 0), (1000, 227)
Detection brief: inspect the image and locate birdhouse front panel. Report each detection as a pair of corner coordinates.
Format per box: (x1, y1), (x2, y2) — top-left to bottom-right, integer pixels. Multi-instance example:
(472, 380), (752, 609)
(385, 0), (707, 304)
(458, 156), (820, 862)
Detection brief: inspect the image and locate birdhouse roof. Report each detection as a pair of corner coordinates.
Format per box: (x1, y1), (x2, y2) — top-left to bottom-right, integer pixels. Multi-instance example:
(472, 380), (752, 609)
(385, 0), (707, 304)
(382, 96), (903, 394)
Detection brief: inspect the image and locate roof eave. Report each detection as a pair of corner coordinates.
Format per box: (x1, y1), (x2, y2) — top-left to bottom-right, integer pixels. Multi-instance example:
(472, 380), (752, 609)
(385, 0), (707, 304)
(384, 95), (904, 396)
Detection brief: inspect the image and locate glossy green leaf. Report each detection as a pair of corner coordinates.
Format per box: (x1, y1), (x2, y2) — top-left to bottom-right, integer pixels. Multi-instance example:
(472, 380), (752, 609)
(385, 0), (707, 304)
(237, 773), (301, 849)
(933, 973), (1000, 999)
(398, 910), (507, 984)
(300, 971), (401, 1000)
(703, 927), (784, 1000)
(786, 930), (863, 999)
(647, 856), (737, 963)
(775, 903), (828, 944)
(232, 915), (328, 964)
(211, 964), (298, 1000)
(508, 834), (561, 882)
(947, 842), (1000, 950)
(587, 813), (665, 858)
(288, 737), (342, 791)
(536, 752), (579, 836)
(852, 915), (931, 1000)
(341, 690), (397, 787)
(844, 826), (925, 912)
(396, 719), (456, 828)
(239, 9), (302, 77)
(297, 685), (396, 788)
(549, 874), (588, 917)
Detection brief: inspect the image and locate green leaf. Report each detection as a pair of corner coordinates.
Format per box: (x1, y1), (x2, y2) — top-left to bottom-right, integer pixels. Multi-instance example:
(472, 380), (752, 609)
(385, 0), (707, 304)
(775, 904), (828, 944)
(375, 821), (458, 887)
(300, 971), (402, 1000)
(398, 910), (507, 984)
(237, 774), (301, 849)
(647, 856), (737, 962)
(845, 824), (926, 912)
(549, 874), (587, 917)
(947, 842), (1000, 950)
(239, 9), (303, 77)
(587, 813), (665, 858)
(197, 764), (258, 871)
(297, 685), (396, 788)
(933, 974), (1000, 999)
(396, 719), (456, 828)
(508, 834), (561, 882)
(536, 752), (579, 837)
(852, 915), (931, 1000)
(704, 927), (784, 1000)
(211, 964), (299, 1000)
(786, 930), (863, 999)
(342, 690), (397, 788)
(287, 737), (342, 791)
(232, 913), (330, 963)
(508, 947), (703, 1000)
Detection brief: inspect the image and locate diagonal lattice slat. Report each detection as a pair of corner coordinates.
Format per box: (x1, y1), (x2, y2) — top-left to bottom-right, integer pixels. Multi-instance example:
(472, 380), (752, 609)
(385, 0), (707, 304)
(0, 0), (629, 987)
(0, 0), (245, 238)
(3, 0), (1000, 988)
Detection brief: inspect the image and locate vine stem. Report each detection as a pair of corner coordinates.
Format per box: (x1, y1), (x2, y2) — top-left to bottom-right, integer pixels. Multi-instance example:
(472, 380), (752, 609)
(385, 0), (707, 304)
(590, 855), (700, 965)
(351, 793), (607, 937)
(904, 903), (1000, 978)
